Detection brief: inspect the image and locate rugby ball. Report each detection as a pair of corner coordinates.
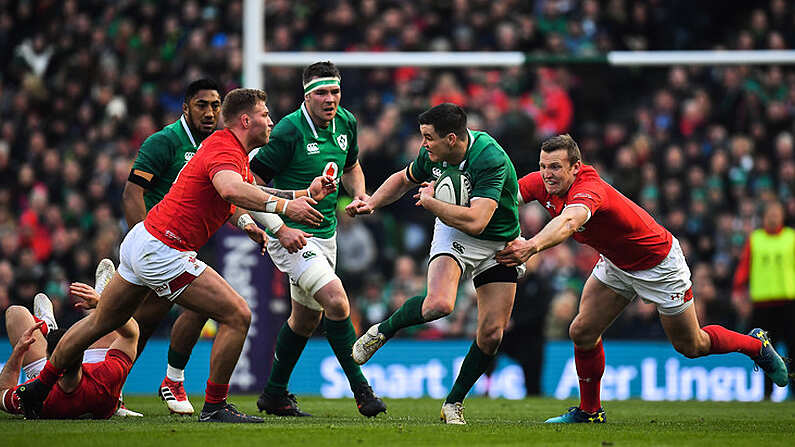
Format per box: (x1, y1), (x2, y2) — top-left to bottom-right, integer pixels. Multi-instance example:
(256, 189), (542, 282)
(434, 167), (471, 206)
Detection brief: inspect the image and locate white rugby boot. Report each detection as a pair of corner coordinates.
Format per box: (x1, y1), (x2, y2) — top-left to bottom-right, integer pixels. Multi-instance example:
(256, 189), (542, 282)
(95, 258), (115, 295)
(440, 402), (466, 425)
(352, 324), (387, 365)
(33, 293), (57, 332)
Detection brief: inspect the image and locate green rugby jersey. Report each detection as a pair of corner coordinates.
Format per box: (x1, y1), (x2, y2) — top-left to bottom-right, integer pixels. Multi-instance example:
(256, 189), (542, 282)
(251, 103), (359, 238)
(129, 116), (201, 211)
(409, 129), (520, 242)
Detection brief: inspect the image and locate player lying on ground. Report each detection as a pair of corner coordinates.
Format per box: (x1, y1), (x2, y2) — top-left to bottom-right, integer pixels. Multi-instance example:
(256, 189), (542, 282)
(495, 134), (790, 423)
(1, 291), (138, 419)
(349, 103), (523, 424)
(15, 88), (328, 423)
(248, 61), (385, 418)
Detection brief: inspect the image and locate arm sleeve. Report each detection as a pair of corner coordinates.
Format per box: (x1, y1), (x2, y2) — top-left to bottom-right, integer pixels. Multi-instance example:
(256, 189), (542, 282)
(565, 178), (604, 217)
(469, 148), (506, 202)
(130, 133), (172, 189)
(407, 148), (432, 183)
(206, 149), (245, 180)
(251, 120), (297, 182)
(518, 172), (545, 204)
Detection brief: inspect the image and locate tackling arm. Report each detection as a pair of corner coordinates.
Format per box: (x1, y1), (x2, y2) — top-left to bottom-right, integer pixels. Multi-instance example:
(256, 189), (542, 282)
(496, 205), (589, 266)
(362, 169), (416, 211)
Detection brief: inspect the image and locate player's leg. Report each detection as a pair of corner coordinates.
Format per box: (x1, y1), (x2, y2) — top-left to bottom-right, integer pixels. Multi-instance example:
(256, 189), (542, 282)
(132, 291), (174, 357)
(660, 299), (788, 387)
(353, 255), (461, 364)
(546, 274), (630, 423)
(172, 266), (262, 423)
(257, 296), (319, 417)
(313, 279), (386, 417)
(442, 275), (516, 425)
(5, 305), (48, 377)
(158, 308), (206, 415)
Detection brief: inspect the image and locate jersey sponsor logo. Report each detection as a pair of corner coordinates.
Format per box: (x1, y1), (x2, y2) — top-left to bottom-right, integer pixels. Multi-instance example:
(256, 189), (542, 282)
(336, 134), (348, 151)
(432, 167), (443, 179)
(452, 241), (465, 254)
(323, 162), (339, 179)
(544, 201), (554, 210)
(184, 151), (195, 162)
(306, 142), (320, 154)
(302, 250), (317, 259)
(572, 192), (592, 200)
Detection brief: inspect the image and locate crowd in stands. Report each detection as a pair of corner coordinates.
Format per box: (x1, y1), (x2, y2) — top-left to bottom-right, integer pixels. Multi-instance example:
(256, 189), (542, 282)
(1, 0), (794, 346)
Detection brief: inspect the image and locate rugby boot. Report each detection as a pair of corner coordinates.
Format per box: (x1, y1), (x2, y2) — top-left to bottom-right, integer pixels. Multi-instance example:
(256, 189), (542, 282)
(199, 402), (263, 423)
(545, 406), (606, 423)
(257, 390), (311, 417)
(748, 328), (789, 387)
(352, 324), (387, 365)
(353, 383), (386, 417)
(440, 402), (466, 425)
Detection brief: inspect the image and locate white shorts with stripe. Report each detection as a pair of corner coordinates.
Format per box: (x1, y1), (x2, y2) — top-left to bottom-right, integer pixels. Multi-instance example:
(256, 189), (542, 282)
(117, 222), (207, 302)
(591, 237), (693, 316)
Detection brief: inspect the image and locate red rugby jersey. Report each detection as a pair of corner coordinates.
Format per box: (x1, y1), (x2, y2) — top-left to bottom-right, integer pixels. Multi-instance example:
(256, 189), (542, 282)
(5, 349), (132, 419)
(518, 165), (672, 271)
(145, 129), (254, 251)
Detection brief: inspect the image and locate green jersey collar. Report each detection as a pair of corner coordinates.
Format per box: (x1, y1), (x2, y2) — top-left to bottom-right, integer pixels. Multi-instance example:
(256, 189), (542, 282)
(300, 102), (336, 139)
(179, 115), (198, 148)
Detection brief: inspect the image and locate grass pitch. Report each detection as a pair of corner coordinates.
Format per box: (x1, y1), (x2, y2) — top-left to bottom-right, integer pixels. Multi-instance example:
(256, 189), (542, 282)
(2, 396), (794, 446)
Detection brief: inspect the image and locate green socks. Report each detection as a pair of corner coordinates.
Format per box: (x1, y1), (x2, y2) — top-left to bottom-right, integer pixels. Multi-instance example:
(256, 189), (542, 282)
(324, 316), (367, 387)
(265, 322), (309, 395)
(378, 295), (426, 339)
(445, 341), (495, 403)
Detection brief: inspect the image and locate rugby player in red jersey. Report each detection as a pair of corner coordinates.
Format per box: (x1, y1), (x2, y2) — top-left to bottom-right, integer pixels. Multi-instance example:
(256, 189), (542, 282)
(1, 289), (138, 419)
(15, 88), (331, 423)
(497, 134), (789, 423)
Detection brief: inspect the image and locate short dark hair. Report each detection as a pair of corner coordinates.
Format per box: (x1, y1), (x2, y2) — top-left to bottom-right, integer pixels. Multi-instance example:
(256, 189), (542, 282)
(221, 88), (267, 124)
(418, 103), (467, 140)
(46, 328), (67, 357)
(184, 78), (220, 103)
(302, 61), (341, 84)
(541, 134), (582, 165)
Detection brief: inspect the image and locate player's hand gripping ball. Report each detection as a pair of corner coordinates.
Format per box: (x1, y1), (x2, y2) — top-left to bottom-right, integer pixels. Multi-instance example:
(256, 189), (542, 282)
(434, 167), (471, 206)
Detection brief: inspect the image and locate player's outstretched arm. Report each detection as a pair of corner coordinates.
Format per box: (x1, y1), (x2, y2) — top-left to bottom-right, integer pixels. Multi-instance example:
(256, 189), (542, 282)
(0, 321), (44, 392)
(212, 170), (324, 226)
(348, 169), (415, 216)
(496, 205), (589, 266)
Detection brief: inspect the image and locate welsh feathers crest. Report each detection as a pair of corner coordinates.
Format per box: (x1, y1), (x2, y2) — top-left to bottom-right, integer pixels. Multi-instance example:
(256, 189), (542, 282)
(337, 134), (348, 151)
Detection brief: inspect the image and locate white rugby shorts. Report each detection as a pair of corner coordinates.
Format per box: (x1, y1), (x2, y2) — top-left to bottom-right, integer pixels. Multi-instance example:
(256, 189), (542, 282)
(591, 237), (693, 316)
(429, 219), (524, 281)
(117, 222), (207, 302)
(267, 234), (338, 311)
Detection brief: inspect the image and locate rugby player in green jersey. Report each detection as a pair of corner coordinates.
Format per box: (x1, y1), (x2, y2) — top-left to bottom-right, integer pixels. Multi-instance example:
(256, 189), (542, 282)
(350, 103), (523, 425)
(122, 79), (219, 415)
(249, 62), (386, 418)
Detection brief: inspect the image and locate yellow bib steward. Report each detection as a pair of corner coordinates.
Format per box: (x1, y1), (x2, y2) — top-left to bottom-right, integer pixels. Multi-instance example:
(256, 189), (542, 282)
(749, 227), (795, 302)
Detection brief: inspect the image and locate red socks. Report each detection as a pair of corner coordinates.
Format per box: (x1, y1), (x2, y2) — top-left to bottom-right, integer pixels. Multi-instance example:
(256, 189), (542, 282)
(32, 316), (48, 336)
(37, 361), (60, 388)
(702, 325), (762, 357)
(574, 339), (605, 414)
(205, 380), (229, 404)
